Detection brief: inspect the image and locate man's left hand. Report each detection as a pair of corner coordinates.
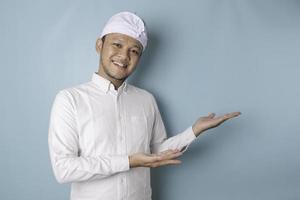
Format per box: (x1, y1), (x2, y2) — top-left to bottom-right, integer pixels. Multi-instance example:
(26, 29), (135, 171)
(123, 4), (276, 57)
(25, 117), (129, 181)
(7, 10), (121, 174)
(192, 112), (241, 137)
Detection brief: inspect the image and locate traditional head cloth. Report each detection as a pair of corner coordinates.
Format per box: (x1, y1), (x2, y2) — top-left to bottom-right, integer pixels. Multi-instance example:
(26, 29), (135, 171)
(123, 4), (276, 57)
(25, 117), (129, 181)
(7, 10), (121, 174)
(100, 11), (148, 51)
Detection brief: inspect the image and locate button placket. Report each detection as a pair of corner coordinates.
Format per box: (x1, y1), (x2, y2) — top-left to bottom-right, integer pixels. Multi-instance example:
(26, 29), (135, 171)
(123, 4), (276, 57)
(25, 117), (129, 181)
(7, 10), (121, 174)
(120, 175), (127, 200)
(112, 93), (121, 154)
(119, 95), (126, 154)
(116, 94), (126, 155)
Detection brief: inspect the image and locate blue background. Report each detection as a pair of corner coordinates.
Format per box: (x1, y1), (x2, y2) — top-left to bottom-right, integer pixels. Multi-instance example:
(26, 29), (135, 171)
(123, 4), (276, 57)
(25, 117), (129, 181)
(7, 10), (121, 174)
(1, 0), (300, 199)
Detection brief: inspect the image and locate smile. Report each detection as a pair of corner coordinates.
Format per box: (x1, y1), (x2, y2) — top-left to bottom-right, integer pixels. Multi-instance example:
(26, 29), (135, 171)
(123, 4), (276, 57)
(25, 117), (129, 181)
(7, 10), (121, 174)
(112, 60), (128, 68)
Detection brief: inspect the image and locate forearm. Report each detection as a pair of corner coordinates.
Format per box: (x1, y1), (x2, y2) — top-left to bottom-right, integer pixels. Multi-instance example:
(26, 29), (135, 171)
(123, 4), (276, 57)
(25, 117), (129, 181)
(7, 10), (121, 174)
(151, 126), (196, 154)
(49, 153), (129, 184)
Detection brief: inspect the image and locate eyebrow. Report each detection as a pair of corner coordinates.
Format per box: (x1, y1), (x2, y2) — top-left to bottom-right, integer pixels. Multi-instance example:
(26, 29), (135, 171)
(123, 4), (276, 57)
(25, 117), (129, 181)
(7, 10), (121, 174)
(112, 38), (142, 50)
(133, 45), (142, 51)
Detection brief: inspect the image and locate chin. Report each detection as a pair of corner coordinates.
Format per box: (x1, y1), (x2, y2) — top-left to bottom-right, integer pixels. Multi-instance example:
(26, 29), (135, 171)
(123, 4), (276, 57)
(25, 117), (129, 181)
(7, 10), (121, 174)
(109, 73), (128, 81)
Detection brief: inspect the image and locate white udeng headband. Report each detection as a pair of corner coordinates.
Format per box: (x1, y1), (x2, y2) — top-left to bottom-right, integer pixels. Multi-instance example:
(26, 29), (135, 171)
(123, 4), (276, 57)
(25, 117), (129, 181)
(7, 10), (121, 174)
(100, 11), (148, 51)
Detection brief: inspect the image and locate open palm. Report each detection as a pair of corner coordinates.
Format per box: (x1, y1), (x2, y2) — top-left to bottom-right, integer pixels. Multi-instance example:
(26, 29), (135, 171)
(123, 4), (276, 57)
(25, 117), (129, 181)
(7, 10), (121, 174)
(193, 112), (241, 136)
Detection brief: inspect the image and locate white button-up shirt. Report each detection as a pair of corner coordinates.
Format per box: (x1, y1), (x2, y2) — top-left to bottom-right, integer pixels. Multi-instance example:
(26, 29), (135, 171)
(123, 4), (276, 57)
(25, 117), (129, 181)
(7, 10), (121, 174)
(48, 73), (196, 200)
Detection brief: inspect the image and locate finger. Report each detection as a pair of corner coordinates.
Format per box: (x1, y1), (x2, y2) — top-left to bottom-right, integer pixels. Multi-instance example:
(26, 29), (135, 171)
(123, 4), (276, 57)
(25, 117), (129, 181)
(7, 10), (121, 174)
(157, 149), (178, 156)
(213, 112), (240, 125)
(150, 159), (182, 168)
(224, 112), (241, 119)
(158, 159), (182, 166)
(147, 155), (164, 162)
(208, 112), (215, 118)
(157, 149), (181, 157)
(232, 111), (242, 117)
(150, 151), (182, 163)
(159, 151), (183, 160)
(146, 151), (179, 163)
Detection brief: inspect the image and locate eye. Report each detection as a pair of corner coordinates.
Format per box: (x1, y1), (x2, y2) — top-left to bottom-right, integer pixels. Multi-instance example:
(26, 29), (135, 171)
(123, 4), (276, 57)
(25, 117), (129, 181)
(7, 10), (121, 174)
(131, 49), (140, 56)
(113, 43), (122, 48)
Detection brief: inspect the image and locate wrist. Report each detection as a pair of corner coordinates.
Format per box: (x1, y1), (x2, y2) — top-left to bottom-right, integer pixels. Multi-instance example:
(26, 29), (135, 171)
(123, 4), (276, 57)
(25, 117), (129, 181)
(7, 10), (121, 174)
(192, 124), (204, 137)
(129, 154), (138, 168)
(129, 155), (134, 168)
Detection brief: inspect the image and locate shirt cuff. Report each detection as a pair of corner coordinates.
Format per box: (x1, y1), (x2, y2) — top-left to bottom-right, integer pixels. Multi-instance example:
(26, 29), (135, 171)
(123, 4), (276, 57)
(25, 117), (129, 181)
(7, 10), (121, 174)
(111, 155), (130, 173)
(184, 126), (197, 142)
(181, 126), (197, 153)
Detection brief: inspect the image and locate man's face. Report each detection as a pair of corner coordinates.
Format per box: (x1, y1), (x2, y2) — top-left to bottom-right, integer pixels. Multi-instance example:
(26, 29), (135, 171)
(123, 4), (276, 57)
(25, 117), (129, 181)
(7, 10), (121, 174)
(96, 33), (143, 82)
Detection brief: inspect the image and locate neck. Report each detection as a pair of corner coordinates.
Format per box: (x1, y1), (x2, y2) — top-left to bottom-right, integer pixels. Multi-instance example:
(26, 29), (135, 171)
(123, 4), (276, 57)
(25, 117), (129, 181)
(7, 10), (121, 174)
(97, 69), (124, 90)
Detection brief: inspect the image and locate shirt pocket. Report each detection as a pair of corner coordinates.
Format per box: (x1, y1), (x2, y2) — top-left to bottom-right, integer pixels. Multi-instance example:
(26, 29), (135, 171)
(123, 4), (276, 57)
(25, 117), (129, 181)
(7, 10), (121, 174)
(128, 115), (150, 152)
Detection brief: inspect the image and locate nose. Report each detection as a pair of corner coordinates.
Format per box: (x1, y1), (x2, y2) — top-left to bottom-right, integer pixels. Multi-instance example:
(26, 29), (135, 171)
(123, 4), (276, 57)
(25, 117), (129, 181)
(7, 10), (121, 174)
(117, 48), (130, 62)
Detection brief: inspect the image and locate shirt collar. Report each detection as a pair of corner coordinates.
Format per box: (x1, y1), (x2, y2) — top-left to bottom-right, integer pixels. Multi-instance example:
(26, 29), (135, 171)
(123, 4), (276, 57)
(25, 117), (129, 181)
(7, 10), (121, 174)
(91, 73), (128, 94)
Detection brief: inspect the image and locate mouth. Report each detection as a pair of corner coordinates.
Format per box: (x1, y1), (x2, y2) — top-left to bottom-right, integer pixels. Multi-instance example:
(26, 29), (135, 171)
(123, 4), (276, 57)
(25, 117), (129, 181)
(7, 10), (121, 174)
(112, 60), (128, 69)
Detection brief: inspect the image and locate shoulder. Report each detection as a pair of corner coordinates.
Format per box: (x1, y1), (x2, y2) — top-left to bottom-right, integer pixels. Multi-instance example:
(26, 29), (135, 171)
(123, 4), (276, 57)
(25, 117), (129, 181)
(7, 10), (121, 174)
(54, 81), (92, 104)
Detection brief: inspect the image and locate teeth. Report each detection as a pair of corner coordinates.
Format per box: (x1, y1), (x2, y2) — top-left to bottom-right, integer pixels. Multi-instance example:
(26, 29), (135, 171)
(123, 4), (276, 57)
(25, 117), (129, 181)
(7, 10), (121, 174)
(113, 61), (127, 68)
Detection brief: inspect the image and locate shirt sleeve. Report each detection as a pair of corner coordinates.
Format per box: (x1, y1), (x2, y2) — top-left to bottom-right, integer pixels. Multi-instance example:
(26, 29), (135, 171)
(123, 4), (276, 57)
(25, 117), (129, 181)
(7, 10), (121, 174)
(48, 90), (130, 184)
(149, 94), (197, 154)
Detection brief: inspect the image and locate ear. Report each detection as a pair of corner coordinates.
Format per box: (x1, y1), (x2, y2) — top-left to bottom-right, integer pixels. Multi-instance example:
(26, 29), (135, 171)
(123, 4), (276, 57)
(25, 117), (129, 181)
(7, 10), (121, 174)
(95, 38), (103, 55)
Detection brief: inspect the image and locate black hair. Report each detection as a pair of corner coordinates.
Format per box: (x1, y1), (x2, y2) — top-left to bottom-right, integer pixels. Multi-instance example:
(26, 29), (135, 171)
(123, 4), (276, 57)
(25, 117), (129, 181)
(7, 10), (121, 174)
(101, 35), (106, 43)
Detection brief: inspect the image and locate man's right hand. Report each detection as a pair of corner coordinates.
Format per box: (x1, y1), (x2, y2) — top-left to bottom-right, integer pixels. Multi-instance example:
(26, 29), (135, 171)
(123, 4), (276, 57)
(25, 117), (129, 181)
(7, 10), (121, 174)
(129, 149), (183, 168)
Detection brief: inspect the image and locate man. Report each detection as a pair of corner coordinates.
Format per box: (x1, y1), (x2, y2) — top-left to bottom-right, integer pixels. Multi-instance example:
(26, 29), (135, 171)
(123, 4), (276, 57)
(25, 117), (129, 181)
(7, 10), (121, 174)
(48, 11), (241, 200)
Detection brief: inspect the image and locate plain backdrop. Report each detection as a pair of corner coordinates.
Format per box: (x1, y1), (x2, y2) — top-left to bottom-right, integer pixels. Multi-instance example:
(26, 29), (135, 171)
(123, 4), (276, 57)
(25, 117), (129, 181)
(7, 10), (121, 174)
(1, 0), (300, 199)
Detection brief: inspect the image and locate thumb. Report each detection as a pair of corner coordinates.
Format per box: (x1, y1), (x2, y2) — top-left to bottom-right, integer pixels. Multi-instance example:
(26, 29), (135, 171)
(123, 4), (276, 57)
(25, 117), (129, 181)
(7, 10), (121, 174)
(208, 113), (215, 118)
